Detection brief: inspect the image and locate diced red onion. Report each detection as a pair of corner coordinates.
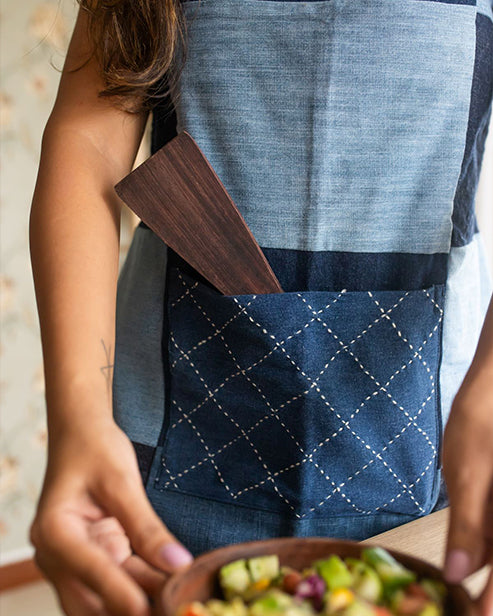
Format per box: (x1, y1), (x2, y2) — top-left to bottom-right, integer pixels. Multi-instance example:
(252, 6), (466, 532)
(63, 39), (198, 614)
(295, 574), (326, 611)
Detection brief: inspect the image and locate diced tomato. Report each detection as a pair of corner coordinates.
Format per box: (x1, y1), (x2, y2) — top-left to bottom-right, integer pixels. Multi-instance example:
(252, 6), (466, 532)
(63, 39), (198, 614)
(374, 608), (393, 616)
(178, 603), (209, 616)
(406, 583), (432, 600)
(394, 594), (429, 615)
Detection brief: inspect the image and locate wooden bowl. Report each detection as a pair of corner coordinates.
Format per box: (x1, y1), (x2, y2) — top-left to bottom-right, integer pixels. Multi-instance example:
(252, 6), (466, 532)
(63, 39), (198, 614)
(157, 537), (473, 615)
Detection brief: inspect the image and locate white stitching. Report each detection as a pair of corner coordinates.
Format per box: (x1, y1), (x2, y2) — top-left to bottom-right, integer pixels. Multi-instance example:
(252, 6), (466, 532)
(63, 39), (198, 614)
(366, 290), (442, 452)
(170, 280), (198, 308)
(163, 274), (348, 513)
(268, 333), (427, 513)
(232, 292), (440, 513)
(170, 306), (368, 515)
(168, 284), (347, 431)
(300, 293), (440, 455)
(170, 296), (256, 369)
(170, 331), (299, 511)
(162, 274), (442, 516)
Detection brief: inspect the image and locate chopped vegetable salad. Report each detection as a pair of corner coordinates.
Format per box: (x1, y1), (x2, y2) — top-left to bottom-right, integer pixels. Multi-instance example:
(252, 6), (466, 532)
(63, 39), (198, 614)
(177, 548), (446, 616)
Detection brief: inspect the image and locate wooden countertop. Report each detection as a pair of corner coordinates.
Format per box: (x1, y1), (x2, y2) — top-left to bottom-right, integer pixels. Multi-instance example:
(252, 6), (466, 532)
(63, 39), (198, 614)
(361, 507), (490, 599)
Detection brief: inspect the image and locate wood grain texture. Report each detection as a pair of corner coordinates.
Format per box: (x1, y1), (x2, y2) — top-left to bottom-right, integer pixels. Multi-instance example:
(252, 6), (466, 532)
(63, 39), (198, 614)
(157, 537), (473, 615)
(0, 558), (43, 592)
(114, 131), (283, 296)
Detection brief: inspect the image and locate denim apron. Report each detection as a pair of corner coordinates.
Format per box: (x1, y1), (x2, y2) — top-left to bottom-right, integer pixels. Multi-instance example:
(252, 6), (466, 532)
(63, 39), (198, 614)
(114, 0), (493, 556)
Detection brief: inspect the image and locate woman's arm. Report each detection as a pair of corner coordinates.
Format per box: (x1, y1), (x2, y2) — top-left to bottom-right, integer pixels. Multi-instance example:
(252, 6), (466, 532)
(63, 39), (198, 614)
(29, 7), (192, 616)
(443, 293), (493, 616)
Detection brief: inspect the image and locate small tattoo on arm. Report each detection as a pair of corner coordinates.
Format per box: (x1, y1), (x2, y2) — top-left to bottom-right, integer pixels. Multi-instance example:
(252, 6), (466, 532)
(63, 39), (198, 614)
(100, 338), (114, 405)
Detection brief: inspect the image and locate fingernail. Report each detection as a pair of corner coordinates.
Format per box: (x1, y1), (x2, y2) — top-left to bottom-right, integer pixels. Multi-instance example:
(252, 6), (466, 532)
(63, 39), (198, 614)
(159, 543), (193, 569)
(444, 549), (471, 583)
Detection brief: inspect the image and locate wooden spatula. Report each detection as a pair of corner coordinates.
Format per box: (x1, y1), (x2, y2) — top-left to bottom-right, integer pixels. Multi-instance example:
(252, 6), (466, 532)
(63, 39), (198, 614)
(114, 131), (283, 295)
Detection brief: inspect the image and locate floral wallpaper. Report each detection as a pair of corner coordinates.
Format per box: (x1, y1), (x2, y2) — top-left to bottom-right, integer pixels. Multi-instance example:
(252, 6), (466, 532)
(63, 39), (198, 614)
(0, 0), (147, 564)
(0, 0), (492, 566)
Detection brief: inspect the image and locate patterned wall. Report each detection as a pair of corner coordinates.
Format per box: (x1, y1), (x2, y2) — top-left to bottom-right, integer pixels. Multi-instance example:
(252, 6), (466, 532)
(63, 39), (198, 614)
(0, 0), (491, 564)
(0, 0), (147, 563)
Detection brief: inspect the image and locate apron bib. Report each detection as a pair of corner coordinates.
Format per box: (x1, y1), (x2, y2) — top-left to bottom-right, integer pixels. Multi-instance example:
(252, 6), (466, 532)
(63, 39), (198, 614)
(143, 0), (482, 531)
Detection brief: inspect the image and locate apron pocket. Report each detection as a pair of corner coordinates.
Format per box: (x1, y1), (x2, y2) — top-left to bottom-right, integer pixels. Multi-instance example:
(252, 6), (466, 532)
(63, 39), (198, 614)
(156, 265), (445, 519)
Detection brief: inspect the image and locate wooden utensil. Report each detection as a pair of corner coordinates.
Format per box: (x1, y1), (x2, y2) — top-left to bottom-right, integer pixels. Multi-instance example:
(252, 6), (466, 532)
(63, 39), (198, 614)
(156, 537), (473, 615)
(114, 131), (283, 295)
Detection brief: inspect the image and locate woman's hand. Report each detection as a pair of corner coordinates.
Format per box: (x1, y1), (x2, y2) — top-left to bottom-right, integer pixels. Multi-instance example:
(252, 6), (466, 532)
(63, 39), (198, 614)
(442, 370), (493, 616)
(30, 417), (193, 616)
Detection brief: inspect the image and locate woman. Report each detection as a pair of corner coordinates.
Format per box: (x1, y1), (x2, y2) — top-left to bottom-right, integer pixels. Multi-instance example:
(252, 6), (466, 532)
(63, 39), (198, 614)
(29, 1), (493, 615)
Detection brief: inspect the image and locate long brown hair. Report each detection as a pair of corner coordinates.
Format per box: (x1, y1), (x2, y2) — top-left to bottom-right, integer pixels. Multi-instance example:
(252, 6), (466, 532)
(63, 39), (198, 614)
(75, 0), (189, 114)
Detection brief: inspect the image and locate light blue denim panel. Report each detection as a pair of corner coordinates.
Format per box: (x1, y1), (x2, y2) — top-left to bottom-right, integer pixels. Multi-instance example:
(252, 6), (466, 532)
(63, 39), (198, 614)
(477, 0), (493, 20)
(440, 233), (492, 427)
(113, 225), (168, 446)
(172, 0), (476, 253)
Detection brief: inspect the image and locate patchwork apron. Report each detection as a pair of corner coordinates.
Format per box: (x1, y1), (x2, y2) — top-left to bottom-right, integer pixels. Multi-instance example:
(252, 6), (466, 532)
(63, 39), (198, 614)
(114, 0), (493, 555)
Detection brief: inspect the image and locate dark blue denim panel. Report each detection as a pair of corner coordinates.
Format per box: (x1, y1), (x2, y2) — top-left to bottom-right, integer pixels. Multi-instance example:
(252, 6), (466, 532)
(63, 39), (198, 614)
(131, 441), (155, 485)
(162, 243), (448, 292)
(156, 266), (445, 519)
(414, 0), (475, 4)
(452, 12), (493, 246)
(147, 475), (420, 555)
(147, 451), (447, 555)
(263, 249), (449, 291)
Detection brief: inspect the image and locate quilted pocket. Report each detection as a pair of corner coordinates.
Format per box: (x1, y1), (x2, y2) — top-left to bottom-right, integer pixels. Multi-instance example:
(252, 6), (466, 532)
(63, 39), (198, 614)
(156, 265), (445, 519)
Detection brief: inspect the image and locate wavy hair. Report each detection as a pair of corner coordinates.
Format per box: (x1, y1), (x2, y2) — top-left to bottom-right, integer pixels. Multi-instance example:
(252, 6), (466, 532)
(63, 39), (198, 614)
(73, 0), (189, 113)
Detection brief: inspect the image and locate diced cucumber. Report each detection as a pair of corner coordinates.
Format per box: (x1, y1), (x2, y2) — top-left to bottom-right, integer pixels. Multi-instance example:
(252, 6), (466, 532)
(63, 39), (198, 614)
(205, 598), (248, 616)
(418, 604), (442, 616)
(315, 555), (353, 591)
(362, 548), (405, 569)
(248, 555), (280, 583)
(340, 599), (377, 616)
(248, 590), (295, 616)
(219, 559), (251, 600)
(348, 561), (383, 604)
(362, 548), (416, 593)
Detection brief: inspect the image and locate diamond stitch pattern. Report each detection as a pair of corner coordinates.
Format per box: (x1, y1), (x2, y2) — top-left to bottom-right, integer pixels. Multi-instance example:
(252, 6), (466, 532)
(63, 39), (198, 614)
(159, 267), (445, 518)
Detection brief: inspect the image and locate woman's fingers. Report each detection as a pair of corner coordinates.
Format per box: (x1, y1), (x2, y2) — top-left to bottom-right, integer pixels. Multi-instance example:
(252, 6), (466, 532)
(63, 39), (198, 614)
(34, 515), (150, 616)
(98, 477), (193, 574)
(88, 517), (132, 564)
(443, 407), (493, 590)
(53, 576), (110, 616)
(122, 555), (167, 598)
(477, 564), (493, 616)
(35, 549), (110, 616)
(444, 469), (491, 582)
(476, 506), (493, 616)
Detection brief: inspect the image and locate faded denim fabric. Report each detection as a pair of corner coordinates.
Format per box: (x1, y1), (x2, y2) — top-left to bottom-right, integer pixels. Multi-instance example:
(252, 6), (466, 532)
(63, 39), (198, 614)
(173, 0), (476, 253)
(111, 0), (493, 554)
(439, 234), (492, 427)
(478, 0), (493, 18)
(113, 227), (167, 447)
